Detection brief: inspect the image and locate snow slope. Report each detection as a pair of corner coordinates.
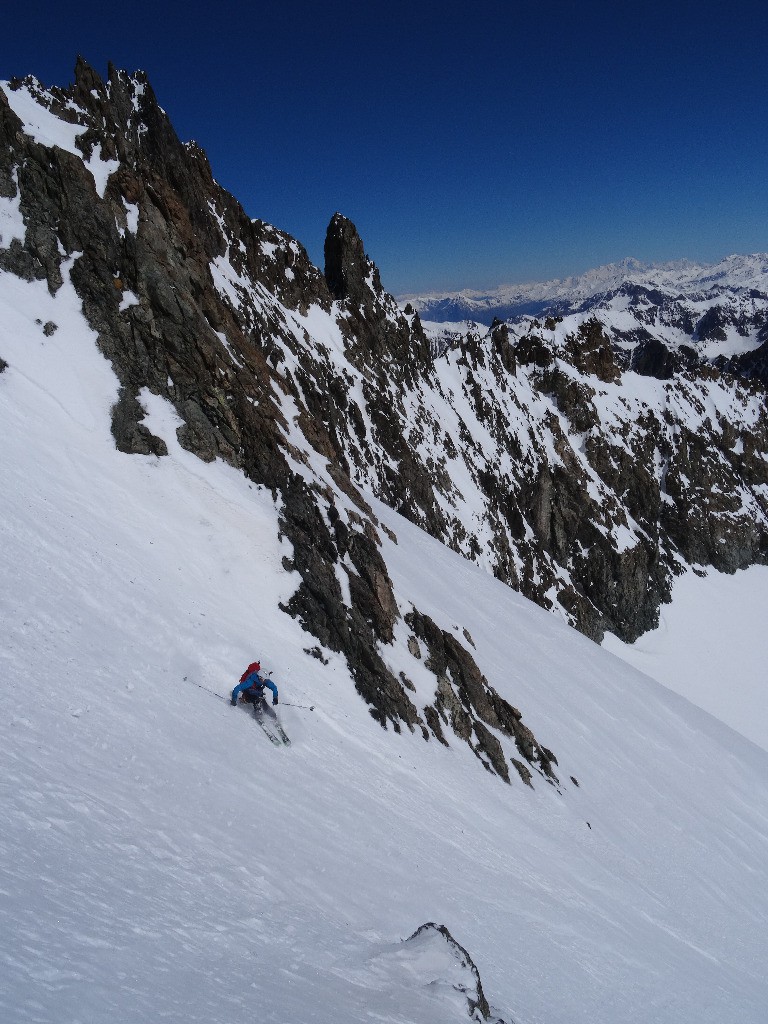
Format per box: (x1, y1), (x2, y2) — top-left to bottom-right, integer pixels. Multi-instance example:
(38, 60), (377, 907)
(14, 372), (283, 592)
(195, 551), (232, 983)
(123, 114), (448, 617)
(3, 265), (768, 1023)
(604, 565), (768, 753)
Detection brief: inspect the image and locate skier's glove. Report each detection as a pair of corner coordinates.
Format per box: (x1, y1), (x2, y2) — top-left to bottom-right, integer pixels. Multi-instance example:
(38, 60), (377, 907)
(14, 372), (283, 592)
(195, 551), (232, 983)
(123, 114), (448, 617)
(230, 698), (237, 706)
(272, 696), (279, 705)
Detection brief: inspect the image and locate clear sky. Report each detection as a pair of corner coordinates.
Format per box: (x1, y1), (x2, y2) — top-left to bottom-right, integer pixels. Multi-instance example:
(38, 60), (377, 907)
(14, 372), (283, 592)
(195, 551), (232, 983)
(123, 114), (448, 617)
(3, 1), (767, 293)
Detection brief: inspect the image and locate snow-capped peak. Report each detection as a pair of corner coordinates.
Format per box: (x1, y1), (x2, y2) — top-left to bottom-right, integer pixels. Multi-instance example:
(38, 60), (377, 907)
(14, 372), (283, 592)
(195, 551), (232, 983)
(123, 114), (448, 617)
(402, 253), (768, 325)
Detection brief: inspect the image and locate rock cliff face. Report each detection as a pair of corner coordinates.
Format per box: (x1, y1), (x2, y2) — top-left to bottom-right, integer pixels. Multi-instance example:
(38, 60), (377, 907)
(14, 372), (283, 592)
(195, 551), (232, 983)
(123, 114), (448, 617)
(2, 62), (768, 776)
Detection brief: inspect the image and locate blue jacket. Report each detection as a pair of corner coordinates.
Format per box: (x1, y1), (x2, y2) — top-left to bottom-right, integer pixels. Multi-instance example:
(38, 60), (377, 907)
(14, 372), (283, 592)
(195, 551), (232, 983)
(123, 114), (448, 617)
(231, 671), (278, 703)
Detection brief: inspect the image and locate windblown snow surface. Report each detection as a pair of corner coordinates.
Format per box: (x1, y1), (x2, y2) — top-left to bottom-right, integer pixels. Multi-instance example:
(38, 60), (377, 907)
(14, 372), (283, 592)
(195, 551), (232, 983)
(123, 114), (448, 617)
(2, 263), (768, 1024)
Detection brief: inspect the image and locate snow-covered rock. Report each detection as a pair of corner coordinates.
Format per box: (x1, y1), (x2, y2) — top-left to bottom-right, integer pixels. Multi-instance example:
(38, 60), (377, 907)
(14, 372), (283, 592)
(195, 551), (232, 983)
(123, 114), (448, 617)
(365, 923), (508, 1023)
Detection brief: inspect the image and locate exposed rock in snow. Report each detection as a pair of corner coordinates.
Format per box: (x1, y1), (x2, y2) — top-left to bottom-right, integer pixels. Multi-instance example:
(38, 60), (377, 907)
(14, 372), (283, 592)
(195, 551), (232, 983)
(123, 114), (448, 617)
(367, 922), (512, 1023)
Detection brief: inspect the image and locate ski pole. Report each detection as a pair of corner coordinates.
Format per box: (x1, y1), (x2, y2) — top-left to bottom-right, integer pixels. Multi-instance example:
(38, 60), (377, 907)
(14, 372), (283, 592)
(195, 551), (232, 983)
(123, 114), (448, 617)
(183, 676), (226, 701)
(281, 701), (315, 711)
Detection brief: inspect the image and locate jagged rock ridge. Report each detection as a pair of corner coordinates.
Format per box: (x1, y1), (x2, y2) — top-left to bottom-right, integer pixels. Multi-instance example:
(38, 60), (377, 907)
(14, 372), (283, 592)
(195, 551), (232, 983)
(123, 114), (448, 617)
(1, 61), (767, 772)
(0, 60), (558, 785)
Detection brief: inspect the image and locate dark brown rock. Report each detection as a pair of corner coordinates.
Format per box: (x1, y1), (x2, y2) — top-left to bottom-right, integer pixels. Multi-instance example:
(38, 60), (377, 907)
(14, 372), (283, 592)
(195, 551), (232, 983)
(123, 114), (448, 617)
(563, 317), (620, 383)
(406, 608), (558, 780)
(324, 212), (378, 308)
(511, 758), (534, 787)
(111, 388), (168, 456)
(515, 332), (553, 368)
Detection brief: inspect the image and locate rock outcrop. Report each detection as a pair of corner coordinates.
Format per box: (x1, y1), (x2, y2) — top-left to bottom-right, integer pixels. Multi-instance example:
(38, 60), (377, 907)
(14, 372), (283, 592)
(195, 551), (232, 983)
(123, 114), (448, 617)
(406, 609), (557, 784)
(368, 922), (513, 1023)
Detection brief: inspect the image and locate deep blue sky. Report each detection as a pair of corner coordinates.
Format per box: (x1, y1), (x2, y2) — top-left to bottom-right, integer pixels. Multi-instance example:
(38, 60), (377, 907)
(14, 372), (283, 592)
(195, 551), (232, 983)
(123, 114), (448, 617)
(3, 1), (767, 293)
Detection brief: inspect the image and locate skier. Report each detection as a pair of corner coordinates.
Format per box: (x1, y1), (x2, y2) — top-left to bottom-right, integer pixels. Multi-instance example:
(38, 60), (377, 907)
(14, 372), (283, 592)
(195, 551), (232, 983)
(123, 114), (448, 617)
(230, 661), (279, 708)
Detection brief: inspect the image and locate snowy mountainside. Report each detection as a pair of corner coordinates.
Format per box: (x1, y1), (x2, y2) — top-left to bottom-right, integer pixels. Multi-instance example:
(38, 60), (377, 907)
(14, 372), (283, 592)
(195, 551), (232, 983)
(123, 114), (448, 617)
(2, 60), (768, 662)
(3, 254), (768, 1023)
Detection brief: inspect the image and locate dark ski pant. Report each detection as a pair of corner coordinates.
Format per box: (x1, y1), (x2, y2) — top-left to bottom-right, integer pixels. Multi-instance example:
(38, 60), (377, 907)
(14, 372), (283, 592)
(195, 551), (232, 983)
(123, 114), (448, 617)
(243, 692), (279, 720)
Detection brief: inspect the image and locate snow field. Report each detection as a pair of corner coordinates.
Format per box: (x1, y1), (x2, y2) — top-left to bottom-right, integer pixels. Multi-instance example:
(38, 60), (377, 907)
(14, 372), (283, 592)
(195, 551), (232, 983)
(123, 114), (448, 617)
(2, 265), (768, 1023)
(604, 563), (768, 752)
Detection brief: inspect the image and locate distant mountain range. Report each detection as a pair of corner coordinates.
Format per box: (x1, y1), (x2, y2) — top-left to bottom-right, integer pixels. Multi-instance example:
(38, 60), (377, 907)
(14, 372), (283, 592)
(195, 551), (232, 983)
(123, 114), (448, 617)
(401, 254), (768, 325)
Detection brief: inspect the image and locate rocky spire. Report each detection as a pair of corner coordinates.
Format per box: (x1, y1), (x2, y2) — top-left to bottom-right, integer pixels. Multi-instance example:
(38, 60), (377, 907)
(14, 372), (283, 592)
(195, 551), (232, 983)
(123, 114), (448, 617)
(324, 212), (383, 307)
(72, 55), (106, 102)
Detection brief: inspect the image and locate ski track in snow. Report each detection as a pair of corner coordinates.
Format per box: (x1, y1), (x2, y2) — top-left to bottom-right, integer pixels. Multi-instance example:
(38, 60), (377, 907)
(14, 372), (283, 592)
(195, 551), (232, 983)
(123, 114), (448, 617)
(2, 264), (768, 1023)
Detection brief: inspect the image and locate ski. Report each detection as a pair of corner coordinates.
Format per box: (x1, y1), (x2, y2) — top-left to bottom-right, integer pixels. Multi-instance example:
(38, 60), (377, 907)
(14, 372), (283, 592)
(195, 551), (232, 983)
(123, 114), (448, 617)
(249, 702), (291, 746)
